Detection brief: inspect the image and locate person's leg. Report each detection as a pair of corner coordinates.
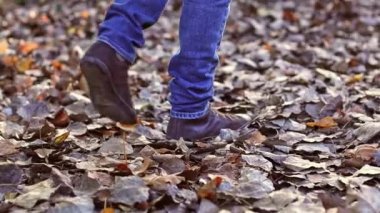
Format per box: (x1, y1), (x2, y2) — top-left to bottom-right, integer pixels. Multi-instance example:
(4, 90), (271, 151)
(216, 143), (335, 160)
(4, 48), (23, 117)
(168, 0), (231, 119)
(81, 0), (167, 123)
(167, 0), (251, 140)
(98, 0), (168, 63)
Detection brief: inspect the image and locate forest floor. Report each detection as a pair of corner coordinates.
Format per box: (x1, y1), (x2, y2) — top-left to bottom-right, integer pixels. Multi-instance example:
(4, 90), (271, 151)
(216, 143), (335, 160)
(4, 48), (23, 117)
(1, 0), (380, 212)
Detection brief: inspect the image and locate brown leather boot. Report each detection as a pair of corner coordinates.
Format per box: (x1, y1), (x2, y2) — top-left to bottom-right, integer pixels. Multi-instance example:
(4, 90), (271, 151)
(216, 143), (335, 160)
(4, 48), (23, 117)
(80, 42), (137, 124)
(166, 109), (251, 141)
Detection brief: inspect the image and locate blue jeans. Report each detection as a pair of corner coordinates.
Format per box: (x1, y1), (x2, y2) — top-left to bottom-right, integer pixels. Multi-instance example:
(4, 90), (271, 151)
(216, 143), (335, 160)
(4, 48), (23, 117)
(98, 0), (231, 119)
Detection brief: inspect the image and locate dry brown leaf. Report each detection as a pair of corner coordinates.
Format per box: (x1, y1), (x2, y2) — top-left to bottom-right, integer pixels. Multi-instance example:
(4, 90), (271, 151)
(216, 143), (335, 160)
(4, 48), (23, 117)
(51, 60), (63, 70)
(80, 10), (90, 19)
(306, 116), (337, 128)
(19, 41), (39, 54)
(1, 55), (18, 67)
(132, 157), (153, 175)
(345, 144), (378, 165)
(197, 177), (223, 200)
(283, 10), (299, 22)
(49, 108), (70, 127)
(116, 121), (139, 132)
(246, 130), (267, 145)
(348, 58), (359, 67)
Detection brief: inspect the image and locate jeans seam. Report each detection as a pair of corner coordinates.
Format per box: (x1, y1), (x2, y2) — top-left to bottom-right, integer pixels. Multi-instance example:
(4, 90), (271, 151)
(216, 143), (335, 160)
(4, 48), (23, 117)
(98, 37), (136, 63)
(170, 103), (209, 119)
(186, 0), (230, 6)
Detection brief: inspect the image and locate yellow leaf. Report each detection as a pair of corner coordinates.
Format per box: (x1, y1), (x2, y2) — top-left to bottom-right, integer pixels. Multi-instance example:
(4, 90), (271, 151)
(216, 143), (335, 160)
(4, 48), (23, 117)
(346, 74), (363, 85)
(306, 116), (337, 128)
(15, 57), (33, 72)
(54, 131), (70, 144)
(0, 40), (9, 54)
(102, 208), (115, 213)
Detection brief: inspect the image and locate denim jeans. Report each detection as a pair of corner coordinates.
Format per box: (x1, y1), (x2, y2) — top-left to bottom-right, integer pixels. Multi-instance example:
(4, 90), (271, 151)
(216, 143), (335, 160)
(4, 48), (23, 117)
(98, 0), (231, 119)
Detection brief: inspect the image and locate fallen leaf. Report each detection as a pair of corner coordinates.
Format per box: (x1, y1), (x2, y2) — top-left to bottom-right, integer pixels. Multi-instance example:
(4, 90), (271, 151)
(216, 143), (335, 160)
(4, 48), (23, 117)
(0, 40), (8, 54)
(283, 9), (299, 22)
(346, 74), (364, 85)
(102, 207), (115, 213)
(109, 176), (149, 206)
(272, 119), (306, 131)
(197, 177), (223, 200)
(350, 185), (380, 213)
(231, 168), (274, 199)
(54, 131), (70, 144)
(98, 137), (133, 156)
(0, 140), (18, 156)
(153, 154), (185, 174)
(1, 55), (17, 66)
(246, 130), (267, 145)
(365, 88), (380, 97)
(144, 174), (185, 190)
(242, 155), (273, 172)
(49, 108), (70, 127)
(0, 164), (23, 185)
(354, 164), (380, 176)
(253, 187), (299, 212)
(67, 122), (87, 136)
(295, 143), (332, 155)
(132, 157), (153, 175)
(19, 41), (39, 54)
(51, 60), (63, 70)
(116, 122), (139, 132)
(12, 179), (56, 209)
(15, 57), (33, 72)
(34, 148), (54, 158)
(306, 117), (337, 128)
(283, 155), (326, 171)
(73, 174), (100, 196)
(80, 10), (90, 19)
(280, 197), (325, 213)
(353, 122), (380, 143)
(17, 101), (50, 121)
(48, 196), (95, 212)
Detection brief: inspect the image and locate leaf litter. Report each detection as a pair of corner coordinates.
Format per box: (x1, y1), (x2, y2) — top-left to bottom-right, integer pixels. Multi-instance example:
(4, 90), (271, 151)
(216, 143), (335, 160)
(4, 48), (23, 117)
(0, 0), (380, 212)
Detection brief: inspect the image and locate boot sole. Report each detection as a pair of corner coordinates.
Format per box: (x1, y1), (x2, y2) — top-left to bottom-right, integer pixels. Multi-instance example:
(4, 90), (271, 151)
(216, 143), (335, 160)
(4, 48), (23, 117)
(80, 57), (137, 123)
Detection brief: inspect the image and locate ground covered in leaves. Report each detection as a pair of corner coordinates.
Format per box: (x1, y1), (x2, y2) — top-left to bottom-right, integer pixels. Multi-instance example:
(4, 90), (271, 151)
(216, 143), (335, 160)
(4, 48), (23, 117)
(1, 0), (380, 212)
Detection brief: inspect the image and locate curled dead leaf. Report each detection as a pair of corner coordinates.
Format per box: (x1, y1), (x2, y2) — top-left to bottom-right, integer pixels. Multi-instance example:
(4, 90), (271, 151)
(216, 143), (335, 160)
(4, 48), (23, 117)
(116, 121), (139, 132)
(49, 108), (70, 127)
(132, 157), (153, 175)
(306, 116), (337, 128)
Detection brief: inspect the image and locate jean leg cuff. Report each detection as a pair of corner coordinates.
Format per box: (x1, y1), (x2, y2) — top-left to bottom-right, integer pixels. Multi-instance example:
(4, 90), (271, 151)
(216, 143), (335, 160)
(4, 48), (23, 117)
(97, 37), (136, 63)
(170, 103), (210, 119)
